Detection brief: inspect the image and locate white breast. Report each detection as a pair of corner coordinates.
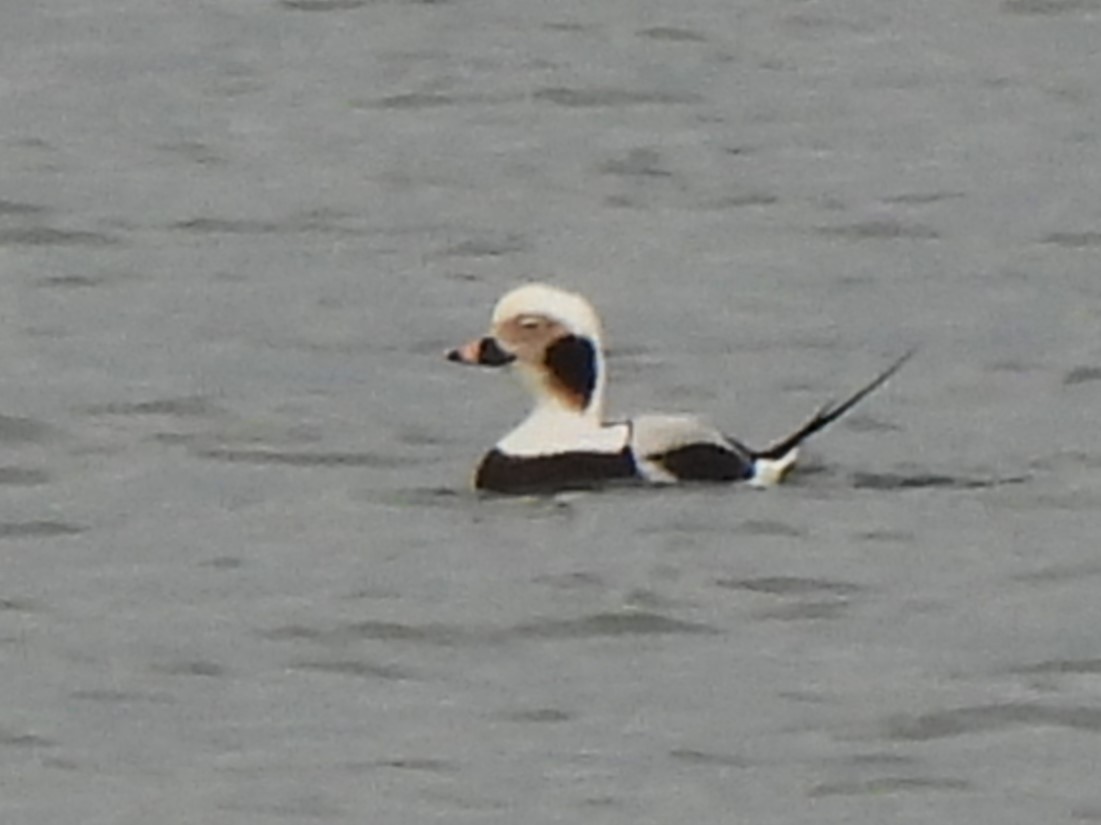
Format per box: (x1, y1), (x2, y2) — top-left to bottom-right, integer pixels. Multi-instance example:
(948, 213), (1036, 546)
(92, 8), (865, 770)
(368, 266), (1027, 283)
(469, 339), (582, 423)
(497, 415), (630, 457)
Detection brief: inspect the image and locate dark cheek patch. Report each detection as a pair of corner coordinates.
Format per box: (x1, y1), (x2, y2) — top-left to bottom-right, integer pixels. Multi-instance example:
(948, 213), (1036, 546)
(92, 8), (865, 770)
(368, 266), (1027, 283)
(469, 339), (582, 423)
(543, 335), (598, 409)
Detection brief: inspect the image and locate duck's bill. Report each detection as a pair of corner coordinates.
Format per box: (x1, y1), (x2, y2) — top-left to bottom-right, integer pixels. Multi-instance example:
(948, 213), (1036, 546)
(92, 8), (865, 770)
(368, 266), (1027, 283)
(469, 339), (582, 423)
(446, 336), (516, 367)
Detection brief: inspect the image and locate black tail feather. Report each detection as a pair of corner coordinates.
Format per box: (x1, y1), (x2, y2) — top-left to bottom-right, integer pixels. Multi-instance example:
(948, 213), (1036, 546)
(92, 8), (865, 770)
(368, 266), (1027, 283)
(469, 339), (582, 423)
(754, 349), (915, 461)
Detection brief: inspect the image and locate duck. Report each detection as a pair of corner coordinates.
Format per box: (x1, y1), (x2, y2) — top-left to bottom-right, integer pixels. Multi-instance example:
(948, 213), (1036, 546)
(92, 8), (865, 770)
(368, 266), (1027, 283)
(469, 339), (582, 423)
(447, 282), (909, 494)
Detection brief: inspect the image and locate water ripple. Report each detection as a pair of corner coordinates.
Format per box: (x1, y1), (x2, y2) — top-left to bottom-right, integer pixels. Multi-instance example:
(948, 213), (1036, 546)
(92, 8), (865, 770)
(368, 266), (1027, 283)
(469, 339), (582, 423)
(191, 448), (420, 468)
(290, 659), (413, 680)
(809, 776), (971, 797)
(508, 611), (717, 639)
(638, 27), (708, 42)
(0, 728), (55, 748)
(0, 521), (85, 539)
(0, 467), (49, 486)
(499, 708), (574, 723)
(0, 199), (49, 216)
(816, 220), (940, 240)
(849, 471), (1030, 490)
(84, 396), (218, 417)
(0, 227), (118, 246)
(278, 0), (373, 10)
(716, 576), (865, 596)
(367, 758), (458, 773)
(262, 610), (716, 648)
(152, 660), (227, 677)
(0, 414), (56, 444)
(1003, 0), (1101, 15)
(886, 703), (1101, 741)
(1011, 659), (1101, 675)
(534, 87), (703, 107)
(1064, 366), (1101, 385)
(668, 748), (750, 768)
(754, 602), (852, 621)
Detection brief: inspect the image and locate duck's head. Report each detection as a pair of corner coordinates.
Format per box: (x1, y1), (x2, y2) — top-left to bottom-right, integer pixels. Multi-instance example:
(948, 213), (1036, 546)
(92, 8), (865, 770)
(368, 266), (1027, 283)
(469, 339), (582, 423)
(447, 283), (607, 417)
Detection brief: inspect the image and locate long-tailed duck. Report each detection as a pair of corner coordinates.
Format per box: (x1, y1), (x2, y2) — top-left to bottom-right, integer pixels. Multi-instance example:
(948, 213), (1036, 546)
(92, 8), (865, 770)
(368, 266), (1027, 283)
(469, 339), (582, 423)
(447, 283), (909, 494)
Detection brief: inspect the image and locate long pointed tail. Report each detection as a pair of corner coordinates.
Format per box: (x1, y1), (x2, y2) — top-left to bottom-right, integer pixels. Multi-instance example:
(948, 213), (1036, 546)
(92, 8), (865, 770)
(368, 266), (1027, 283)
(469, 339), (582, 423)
(754, 349), (915, 466)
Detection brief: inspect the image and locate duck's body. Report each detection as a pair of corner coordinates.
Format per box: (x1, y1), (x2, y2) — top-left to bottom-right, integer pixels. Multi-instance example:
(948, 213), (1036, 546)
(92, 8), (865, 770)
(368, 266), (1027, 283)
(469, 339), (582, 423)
(472, 415), (763, 494)
(447, 283), (906, 495)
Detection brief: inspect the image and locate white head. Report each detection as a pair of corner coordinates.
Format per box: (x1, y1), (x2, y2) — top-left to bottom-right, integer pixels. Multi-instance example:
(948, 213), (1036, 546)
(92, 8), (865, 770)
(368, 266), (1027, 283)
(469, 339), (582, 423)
(447, 283), (608, 421)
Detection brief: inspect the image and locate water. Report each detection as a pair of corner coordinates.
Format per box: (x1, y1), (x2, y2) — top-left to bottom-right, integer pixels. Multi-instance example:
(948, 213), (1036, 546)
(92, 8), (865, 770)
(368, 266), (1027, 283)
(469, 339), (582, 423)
(3, 1), (1101, 822)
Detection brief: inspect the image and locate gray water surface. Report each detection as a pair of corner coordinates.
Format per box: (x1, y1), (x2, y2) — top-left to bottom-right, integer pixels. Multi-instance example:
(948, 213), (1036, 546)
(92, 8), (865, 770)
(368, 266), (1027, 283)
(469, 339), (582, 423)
(4, 1), (1101, 823)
